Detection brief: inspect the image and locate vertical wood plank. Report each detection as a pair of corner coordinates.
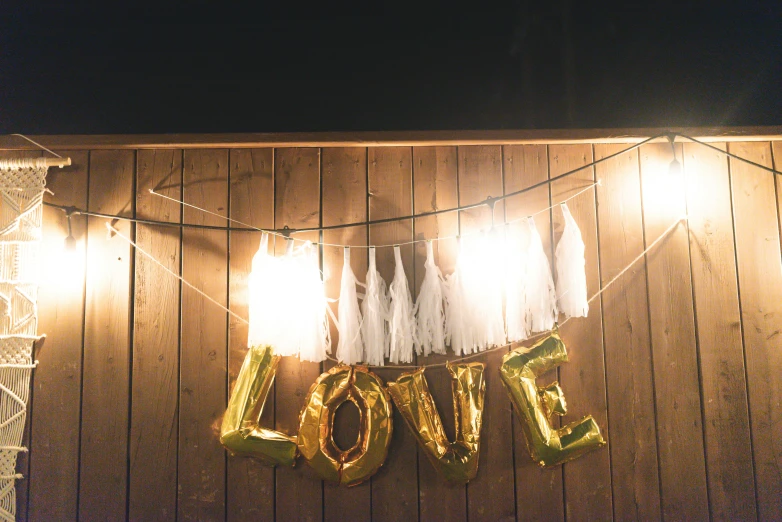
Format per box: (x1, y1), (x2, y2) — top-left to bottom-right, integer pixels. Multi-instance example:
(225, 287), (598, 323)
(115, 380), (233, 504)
(274, 147), (323, 522)
(79, 149), (135, 521)
(321, 147), (370, 522)
(179, 149), (228, 521)
(128, 149), (182, 520)
(459, 145), (515, 522)
(738, 141), (782, 520)
(27, 150), (86, 521)
(367, 146), (419, 522)
(594, 144), (661, 520)
(412, 146), (465, 522)
(683, 141), (756, 520)
(227, 148), (276, 521)
(549, 144), (612, 521)
(503, 144), (565, 522)
(639, 142), (709, 520)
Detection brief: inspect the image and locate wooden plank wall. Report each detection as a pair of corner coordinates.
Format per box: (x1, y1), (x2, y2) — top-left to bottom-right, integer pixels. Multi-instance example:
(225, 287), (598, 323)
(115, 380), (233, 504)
(12, 138), (782, 521)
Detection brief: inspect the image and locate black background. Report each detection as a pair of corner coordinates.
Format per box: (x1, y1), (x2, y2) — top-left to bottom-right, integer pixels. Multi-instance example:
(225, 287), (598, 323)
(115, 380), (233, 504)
(2, 2), (781, 134)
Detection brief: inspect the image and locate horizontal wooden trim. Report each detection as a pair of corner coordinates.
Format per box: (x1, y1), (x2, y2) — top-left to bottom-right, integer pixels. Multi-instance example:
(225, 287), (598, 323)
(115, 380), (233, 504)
(2, 127), (782, 150)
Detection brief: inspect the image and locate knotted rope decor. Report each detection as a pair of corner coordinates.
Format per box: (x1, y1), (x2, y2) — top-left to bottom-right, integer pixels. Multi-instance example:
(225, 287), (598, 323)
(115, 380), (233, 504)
(0, 159), (47, 521)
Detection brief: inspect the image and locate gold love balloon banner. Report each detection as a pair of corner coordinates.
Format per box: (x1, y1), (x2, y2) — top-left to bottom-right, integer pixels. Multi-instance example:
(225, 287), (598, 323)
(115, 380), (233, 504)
(499, 329), (606, 466)
(221, 332), (606, 485)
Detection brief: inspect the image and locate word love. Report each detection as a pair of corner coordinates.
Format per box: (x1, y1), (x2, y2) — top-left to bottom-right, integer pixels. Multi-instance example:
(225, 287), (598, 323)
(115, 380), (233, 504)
(220, 332), (606, 486)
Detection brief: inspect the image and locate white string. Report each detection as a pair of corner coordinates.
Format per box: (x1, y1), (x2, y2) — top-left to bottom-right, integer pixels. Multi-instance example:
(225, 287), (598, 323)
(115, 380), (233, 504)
(106, 223), (250, 326)
(106, 213), (684, 371)
(9, 134), (62, 159)
(149, 181), (600, 249)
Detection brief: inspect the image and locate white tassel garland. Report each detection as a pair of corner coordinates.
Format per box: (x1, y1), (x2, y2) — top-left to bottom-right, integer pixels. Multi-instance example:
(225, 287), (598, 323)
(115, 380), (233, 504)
(525, 217), (558, 333)
(388, 246), (416, 363)
(361, 247), (390, 366)
(414, 241), (446, 356)
(336, 247), (365, 364)
(555, 203), (589, 318)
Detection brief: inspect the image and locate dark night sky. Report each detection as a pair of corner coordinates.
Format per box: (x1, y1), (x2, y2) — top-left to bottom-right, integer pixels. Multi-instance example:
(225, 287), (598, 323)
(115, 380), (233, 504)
(1, 2), (781, 134)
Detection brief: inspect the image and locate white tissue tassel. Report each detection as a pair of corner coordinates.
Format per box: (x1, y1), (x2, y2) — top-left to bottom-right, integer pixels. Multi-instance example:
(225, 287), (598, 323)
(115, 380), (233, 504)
(388, 246), (416, 363)
(505, 224), (529, 342)
(473, 230), (506, 349)
(362, 247), (390, 365)
(443, 240), (474, 356)
(247, 232), (279, 348)
(414, 242), (446, 356)
(555, 203), (589, 318)
(336, 247), (365, 364)
(525, 217), (558, 332)
(295, 241), (332, 362)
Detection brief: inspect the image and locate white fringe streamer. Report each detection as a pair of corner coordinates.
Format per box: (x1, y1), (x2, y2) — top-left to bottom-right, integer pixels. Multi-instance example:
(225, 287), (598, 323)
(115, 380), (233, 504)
(361, 247), (389, 366)
(387, 246), (416, 363)
(414, 242), (446, 356)
(524, 217), (558, 333)
(443, 240), (472, 356)
(555, 203), (589, 318)
(336, 247), (364, 364)
(505, 223), (529, 342)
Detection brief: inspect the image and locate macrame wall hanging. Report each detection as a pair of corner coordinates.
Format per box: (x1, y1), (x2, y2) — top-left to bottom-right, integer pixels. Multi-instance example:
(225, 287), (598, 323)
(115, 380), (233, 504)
(0, 158), (49, 522)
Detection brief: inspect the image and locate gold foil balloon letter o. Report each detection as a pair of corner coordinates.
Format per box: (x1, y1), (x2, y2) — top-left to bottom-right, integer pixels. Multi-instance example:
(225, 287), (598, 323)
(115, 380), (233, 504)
(500, 330), (606, 467)
(220, 345), (298, 467)
(387, 363), (486, 483)
(298, 365), (393, 486)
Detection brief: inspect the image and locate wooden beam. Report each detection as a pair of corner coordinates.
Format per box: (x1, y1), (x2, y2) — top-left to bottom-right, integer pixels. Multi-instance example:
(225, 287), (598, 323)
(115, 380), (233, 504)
(2, 127), (782, 150)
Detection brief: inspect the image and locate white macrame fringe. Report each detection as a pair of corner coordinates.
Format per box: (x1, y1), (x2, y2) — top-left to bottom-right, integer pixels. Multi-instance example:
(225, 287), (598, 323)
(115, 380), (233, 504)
(414, 242), (446, 356)
(361, 247), (389, 366)
(555, 203), (589, 318)
(336, 247), (364, 364)
(524, 217), (558, 333)
(0, 163), (45, 521)
(387, 246), (416, 363)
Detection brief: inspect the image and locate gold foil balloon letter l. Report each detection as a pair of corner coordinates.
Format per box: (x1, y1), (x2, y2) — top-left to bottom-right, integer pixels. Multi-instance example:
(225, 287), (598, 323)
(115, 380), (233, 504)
(499, 330), (605, 467)
(220, 345), (299, 467)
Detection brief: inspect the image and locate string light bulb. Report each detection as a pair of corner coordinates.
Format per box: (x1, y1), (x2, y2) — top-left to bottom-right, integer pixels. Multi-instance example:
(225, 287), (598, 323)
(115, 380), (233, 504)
(667, 134), (682, 177)
(61, 206), (78, 251)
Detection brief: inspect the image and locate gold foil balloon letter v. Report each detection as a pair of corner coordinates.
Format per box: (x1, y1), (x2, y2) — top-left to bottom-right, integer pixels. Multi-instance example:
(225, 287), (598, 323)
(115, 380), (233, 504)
(220, 345), (298, 467)
(499, 330), (605, 467)
(297, 365), (393, 486)
(387, 363), (486, 483)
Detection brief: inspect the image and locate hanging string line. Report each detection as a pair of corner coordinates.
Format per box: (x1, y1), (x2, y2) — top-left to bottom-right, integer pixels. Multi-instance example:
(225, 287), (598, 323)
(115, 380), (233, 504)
(44, 180), (599, 249)
(146, 179), (600, 249)
(106, 215), (685, 371)
(677, 134), (782, 176)
(9, 134), (63, 158)
(105, 223), (249, 326)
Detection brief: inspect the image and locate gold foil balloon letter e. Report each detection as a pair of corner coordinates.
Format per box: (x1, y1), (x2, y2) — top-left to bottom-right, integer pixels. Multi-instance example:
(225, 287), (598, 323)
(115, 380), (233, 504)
(499, 330), (605, 466)
(220, 345), (299, 467)
(388, 363), (486, 483)
(297, 365), (393, 486)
